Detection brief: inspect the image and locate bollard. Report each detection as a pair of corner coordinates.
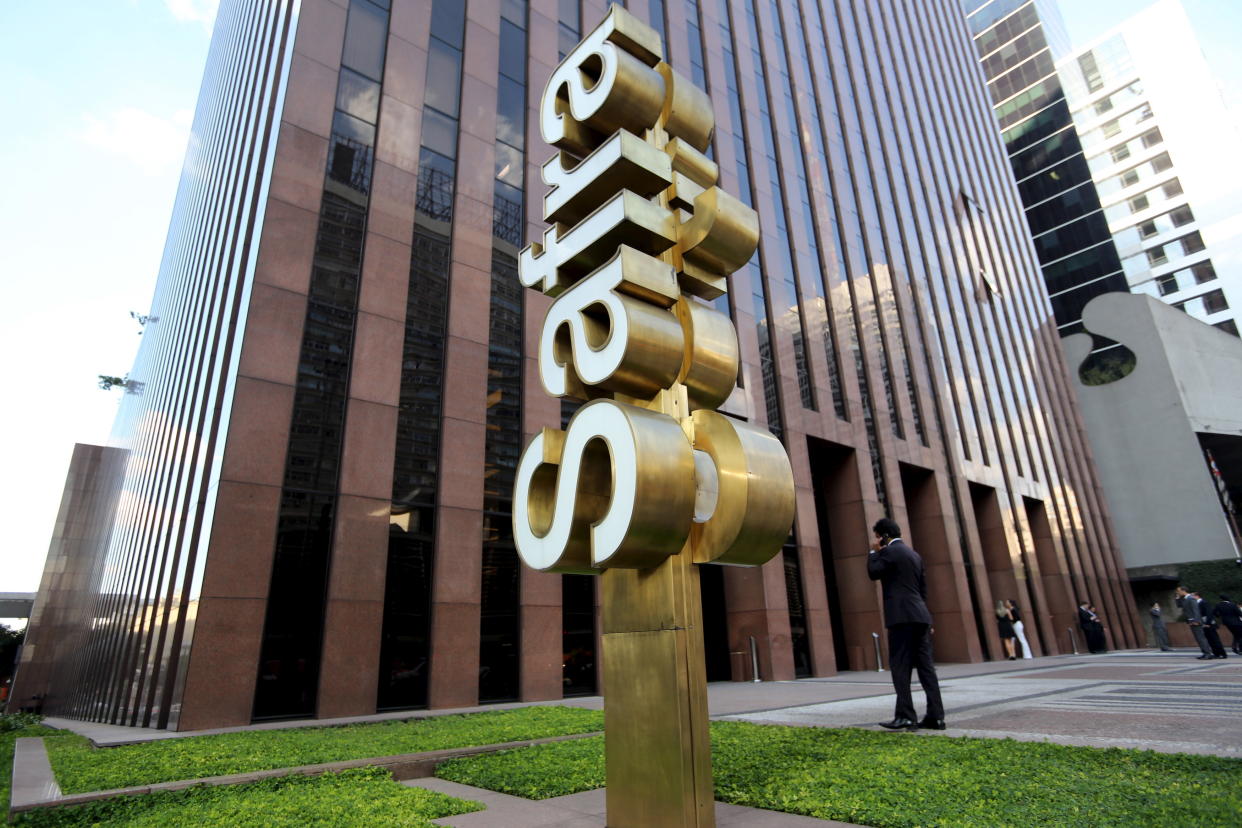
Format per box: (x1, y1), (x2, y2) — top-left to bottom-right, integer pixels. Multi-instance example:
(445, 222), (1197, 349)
(1067, 626), (1080, 655)
(749, 636), (761, 683)
(872, 631), (884, 672)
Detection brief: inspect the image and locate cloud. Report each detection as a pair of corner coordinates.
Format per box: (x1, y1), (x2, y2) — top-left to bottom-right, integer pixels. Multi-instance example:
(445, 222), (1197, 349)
(81, 107), (194, 176)
(164, 0), (219, 30)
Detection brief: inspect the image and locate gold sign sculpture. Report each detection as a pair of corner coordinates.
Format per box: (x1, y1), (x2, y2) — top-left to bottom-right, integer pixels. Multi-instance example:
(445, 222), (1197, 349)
(512, 7), (795, 826)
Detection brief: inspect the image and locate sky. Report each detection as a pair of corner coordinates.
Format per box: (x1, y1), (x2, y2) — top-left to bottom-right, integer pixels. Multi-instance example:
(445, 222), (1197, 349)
(2, 0), (1242, 627)
(0, 0), (217, 623)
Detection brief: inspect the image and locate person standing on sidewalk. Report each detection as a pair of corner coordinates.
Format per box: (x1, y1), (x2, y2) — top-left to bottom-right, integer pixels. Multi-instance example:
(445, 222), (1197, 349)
(1149, 602), (1173, 651)
(1007, 599), (1034, 659)
(867, 517), (946, 731)
(1198, 593), (1228, 659)
(1213, 595), (1242, 655)
(1176, 586), (1214, 659)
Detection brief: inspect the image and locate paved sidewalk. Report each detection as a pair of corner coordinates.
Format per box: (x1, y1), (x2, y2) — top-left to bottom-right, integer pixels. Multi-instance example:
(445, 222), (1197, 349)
(405, 778), (861, 827)
(34, 649), (1242, 826)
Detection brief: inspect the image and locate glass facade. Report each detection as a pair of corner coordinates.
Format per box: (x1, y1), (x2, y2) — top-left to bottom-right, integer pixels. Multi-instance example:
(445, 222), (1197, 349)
(15, 0), (1143, 730)
(962, 0), (1130, 338)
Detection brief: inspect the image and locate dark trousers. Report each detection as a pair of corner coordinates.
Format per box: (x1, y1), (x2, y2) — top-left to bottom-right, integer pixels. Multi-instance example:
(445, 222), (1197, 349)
(1190, 624), (1213, 655)
(1152, 622), (1171, 650)
(1203, 625), (1227, 657)
(1225, 623), (1242, 654)
(888, 622), (944, 721)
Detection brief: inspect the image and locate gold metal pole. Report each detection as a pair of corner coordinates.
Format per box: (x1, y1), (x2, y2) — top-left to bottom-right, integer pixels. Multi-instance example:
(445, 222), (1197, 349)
(602, 386), (714, 827)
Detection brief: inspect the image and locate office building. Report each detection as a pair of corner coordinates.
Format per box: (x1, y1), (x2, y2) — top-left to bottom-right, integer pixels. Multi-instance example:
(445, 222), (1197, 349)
(962, 0), (1131, 338)
(1058, 0), (1242, 337)
(10, 0), (1140, 730)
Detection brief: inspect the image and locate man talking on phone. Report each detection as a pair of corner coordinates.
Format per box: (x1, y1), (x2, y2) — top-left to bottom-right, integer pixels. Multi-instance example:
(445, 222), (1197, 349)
(867, 517), (946, 730)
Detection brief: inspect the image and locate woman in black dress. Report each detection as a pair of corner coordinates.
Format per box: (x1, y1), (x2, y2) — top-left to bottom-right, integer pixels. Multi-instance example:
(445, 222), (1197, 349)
(996, 600), (1017, 659)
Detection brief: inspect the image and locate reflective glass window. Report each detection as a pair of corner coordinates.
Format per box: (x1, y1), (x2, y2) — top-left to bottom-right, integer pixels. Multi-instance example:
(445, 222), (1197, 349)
(425, 39), (462, 118)
(422, 108), (458, 159)
(342, 0), (388, 81)
(499, 20), (526, 83)
(496, 77), (525, 150)
(430, 0), (466, 48)
(494, 141), (523, 188)
(336, 68), (380, 124)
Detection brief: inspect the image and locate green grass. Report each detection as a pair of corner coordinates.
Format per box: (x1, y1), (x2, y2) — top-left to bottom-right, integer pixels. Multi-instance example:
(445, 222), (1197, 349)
(436, 721), (1242, 827)
(45, 705), (602, 794)
(11, 767), (482, 827)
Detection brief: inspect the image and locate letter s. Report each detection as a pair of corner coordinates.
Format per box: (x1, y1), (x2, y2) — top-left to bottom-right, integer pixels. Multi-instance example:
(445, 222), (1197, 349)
(513, 400), (695, 572)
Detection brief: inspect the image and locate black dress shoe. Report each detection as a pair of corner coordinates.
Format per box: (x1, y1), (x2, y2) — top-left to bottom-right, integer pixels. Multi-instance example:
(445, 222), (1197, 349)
(1196, 655), (1212, 659)
(919, 718), (946, 730)
(879, 717), (919, 730)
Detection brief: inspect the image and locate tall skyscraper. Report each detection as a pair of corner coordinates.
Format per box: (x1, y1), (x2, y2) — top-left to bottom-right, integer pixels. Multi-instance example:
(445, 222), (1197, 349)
(1058, 0), (1241, 337)
(961, 0), (1131, 339)
(11, 0), (1140, 731)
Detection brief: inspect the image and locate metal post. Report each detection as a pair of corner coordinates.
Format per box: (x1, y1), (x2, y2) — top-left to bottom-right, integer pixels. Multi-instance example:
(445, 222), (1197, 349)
(749, 636), (761, 683)
(872, 632), (884, 672)
(1067, 626), (1080, 655)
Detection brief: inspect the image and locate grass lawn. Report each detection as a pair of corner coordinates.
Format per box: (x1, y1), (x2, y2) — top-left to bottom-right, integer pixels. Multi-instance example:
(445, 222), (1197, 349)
(11, 767), (482, 827)
(436, 721), (1242, 827)
(43, 705), (602, 793)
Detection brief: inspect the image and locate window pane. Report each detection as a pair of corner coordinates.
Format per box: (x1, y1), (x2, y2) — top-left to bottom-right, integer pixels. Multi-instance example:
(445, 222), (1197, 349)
(1129, 194), (1149, 213)
(1110, 144), (1131, 163)
(1170, 205), (1193, 226)
(1151, 152), (1173, 173)
(1203, 289), (1228, 313)
(558, 0), (579, 29)
(343, 1), (387, 81)
(496, 76), (525, 150)
(1141, 127), (1162, 148)
(422, 108), (458, 159)
(425, 39), (462, 118)
(1192, 262), (1217, 283)
(1162, 179), (1184, 197)
(495, 141), (523, 187)
(1157, 274), (1177, 295)
(431, 0), (466, 48)
(500, 20), (526, 83)
(337, 68), (380, 124)
(1182, 232), (1205, 254)
(1138, 220), (1157, 238)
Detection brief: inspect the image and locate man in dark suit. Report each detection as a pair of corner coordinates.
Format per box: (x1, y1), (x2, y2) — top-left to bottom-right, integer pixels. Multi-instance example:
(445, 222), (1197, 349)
(1077, 602), (1106, 653)
(867, 517), (945, 731)
(1198, 593), (1228, 659)
(1214, 595), (1242, 655)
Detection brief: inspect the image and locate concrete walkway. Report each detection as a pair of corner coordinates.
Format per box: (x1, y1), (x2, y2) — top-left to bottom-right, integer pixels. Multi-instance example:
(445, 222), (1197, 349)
(28, 649), (1242, 826)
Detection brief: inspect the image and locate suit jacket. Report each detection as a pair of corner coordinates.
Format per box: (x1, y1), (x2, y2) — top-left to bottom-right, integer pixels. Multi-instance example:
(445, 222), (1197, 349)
(1215, 600), (1242, 626)
(1183, 597), (1204, 624)
(1199, 598), (1218, 628)
(867, 539), (933, 627)
(1078, 607), (1100, 628)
